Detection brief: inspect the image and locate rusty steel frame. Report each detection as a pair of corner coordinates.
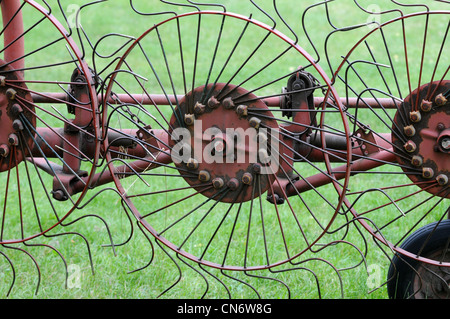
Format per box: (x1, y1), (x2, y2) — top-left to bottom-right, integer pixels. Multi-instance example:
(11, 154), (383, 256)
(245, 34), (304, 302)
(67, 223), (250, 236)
(2, 1), (446, 257)
(0, 0), (448, 299)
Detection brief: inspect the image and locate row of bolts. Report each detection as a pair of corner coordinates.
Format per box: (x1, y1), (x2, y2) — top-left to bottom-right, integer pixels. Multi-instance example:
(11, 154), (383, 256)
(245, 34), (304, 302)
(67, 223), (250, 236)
(0, 88), (24, 158)
(2, 87), (447, 186)
(182, 96), (264, 191)
(403, 93), (448, 186)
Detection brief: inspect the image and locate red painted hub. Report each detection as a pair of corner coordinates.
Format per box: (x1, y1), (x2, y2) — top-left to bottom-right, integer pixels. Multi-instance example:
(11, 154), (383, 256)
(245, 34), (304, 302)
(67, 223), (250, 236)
(392, 80), (450, 198)
(169, 83), (280, 203)
(0, 60), (35, 172)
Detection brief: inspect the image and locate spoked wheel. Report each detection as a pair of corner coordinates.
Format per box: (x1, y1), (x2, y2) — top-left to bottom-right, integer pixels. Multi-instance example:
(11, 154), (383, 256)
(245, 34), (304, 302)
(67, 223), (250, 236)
(0, 1), (99, 245)
(102, 10), (351, 270)
(334, 9), (449, 268)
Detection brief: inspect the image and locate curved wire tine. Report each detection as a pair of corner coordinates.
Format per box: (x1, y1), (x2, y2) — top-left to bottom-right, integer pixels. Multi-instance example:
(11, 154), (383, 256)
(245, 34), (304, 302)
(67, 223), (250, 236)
(270, 264), (324, 298)
(186, 0), (226, 12)
(220, 269), (261, 299)
(352, 0), (405, 18)
(2, 244), (41, 295)
(244, 269), (290, 298)
(280, 256), (345, 298)
(272, 0), (298, 45)
(60, 213), (117, 256)
(154, 239), (183, 298)
(23, 241), (68, 289)
(344, 187), (406, 218)
(45, 231), (96, 276)
(199, 263), (231, 299)
(126, 221), (154, 274)
(70, 0), (109, 60)
(0, 250), (16, 297)
(130, 0), (198, 16)
(310, 239), (368, 272)
(178, 254), (210, 299)
(98, 197), (135, 248)
(250, 0), (277, 29)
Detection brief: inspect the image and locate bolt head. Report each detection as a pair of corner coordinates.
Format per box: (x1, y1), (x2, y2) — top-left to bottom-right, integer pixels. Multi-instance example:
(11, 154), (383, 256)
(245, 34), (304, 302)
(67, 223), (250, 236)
(409, 111), (421, 123)
(222, 97), (235, 109)
(257, 132), (268, 144)
(242, 172), (253, 185)
(404, 140), (416, 153)
(258, 148), (270, 163)
(436, 174), (448, 186)
(404, 125), (416, 137)
(212, 177), (224, 189)
(236, 104), (248, 117)
(8, 134), (18, 146)
(410, 155), (423, 167)
(0, 144), (9, 157)
(6, 88), (16, 100)
(435, 93), (448, 106)
(213, 139), (226, 154)
(184, 113), (195, 125)
(193, 102), (205, 115)
(198, 170), (211, 182)
(420, 100), (432, 112)
(227, 178), (239, 190)
(437, 123), (445, 131)
(249, 117), (261, 129)
(186, 158), (199, 170)
(207, 96), (220, 109)
(11, 104), (23, 117)
(422, 167), (434, 179)
(252, 163), (262, 174)
(12, 119), (24, 131)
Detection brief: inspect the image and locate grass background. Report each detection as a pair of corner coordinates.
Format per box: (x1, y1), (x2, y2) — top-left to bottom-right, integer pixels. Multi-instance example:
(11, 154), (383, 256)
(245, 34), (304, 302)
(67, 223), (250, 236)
(0, 0), (448, 299)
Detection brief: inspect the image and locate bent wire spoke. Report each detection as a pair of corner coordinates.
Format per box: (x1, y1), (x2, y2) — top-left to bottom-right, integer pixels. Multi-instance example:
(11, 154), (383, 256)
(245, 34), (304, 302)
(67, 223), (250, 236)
(0, 0), (106, 296)
(0, 0), (447, 299)
(92, 0), (355, 299)
(326, 0), (449, 299)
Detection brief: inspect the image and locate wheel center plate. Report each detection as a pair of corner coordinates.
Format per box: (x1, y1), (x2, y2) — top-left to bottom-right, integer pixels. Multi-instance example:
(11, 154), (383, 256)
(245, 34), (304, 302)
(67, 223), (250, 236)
(169, 83), (280, 203)
(392, 80), (449, 198)
(0, 60), (35, 172)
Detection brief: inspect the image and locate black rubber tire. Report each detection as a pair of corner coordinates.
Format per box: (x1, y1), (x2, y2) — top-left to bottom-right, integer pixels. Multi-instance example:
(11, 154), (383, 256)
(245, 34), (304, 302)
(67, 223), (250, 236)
(387, 219), (450, 299)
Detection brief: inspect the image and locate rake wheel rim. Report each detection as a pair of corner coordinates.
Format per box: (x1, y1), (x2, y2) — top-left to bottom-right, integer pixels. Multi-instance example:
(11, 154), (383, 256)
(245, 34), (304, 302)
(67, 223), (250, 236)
(335, 10), (450, 267)
(103, 10), (351, 271)
(0, 0), (100, 244)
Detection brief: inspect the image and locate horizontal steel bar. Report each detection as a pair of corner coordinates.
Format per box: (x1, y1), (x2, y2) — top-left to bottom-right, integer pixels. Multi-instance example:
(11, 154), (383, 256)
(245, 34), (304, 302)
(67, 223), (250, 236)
(31, 92), (402, 109)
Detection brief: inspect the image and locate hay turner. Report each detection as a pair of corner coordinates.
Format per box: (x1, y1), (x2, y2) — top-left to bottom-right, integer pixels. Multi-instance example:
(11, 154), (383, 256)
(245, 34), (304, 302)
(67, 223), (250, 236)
(0, 0), (448, 299)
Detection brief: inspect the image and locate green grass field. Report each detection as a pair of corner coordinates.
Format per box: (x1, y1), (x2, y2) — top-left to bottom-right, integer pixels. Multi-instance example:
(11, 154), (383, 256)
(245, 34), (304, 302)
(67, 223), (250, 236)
(0, 0), (448, 299)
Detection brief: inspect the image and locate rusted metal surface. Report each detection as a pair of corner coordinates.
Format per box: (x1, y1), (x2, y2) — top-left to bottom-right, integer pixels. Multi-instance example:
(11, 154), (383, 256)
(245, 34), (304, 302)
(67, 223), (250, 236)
(168, 83), (278, 203)
(0, 0), (447, 299)
(0, 60), (35, 172)
(392, 80), (450, 198)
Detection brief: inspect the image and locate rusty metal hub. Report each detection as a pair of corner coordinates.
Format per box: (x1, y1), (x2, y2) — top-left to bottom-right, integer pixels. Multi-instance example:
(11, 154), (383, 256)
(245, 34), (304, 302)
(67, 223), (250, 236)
(0, 60), (35, 172)
(169, 83), (280, 203)
(392, 80), (449, 198)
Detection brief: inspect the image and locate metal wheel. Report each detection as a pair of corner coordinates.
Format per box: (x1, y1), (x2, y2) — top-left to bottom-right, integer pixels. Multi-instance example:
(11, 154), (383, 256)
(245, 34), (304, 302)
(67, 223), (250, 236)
(100, 8), (351, 271)
(0, 0), (99, 294)
(332, 6), (449, 267)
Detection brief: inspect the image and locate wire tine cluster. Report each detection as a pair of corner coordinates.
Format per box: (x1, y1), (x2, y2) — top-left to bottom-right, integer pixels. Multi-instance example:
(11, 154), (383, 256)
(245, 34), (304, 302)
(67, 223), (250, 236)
(0, 0), (447, 299)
